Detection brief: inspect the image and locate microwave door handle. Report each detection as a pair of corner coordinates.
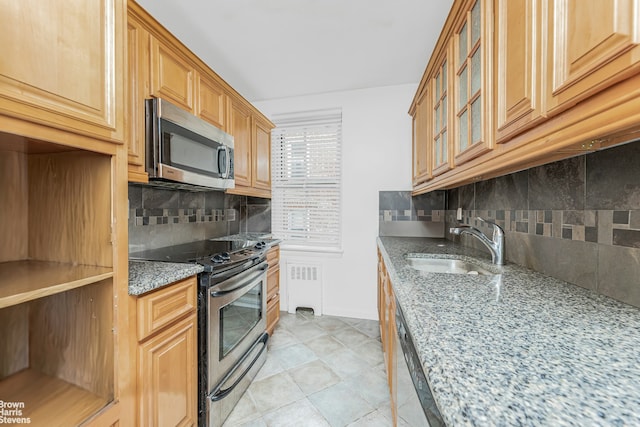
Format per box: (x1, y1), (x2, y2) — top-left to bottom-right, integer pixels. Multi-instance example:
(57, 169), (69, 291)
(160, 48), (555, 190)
(217, 146), (231, 178)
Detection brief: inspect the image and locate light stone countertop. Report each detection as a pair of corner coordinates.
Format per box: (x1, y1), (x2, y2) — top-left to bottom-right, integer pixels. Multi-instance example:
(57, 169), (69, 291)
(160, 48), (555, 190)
(377, 236), (640, 426)
(128, 260), (203, 296)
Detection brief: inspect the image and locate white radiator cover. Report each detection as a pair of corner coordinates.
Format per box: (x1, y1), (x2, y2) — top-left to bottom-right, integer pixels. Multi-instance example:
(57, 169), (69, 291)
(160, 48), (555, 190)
(286, 262), (323, 316)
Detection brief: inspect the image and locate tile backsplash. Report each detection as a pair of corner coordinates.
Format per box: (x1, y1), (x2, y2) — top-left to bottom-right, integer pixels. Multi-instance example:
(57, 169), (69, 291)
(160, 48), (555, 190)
(128, 185), (271, 252)
(445, 139), (640, 308)
(378, 190), (446, 237)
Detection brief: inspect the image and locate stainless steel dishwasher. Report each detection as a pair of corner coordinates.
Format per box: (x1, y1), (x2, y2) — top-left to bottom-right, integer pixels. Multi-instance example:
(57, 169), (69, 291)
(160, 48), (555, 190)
(395, 304), (444, 426)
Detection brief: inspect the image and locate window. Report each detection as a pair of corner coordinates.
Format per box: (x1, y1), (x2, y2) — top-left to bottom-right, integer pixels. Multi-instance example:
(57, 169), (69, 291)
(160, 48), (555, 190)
(271, 109), (342, 249)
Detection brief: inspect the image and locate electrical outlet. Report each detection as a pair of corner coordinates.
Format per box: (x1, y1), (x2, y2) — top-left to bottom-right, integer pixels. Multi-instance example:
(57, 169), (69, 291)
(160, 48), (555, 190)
(456, 207), (463, 221)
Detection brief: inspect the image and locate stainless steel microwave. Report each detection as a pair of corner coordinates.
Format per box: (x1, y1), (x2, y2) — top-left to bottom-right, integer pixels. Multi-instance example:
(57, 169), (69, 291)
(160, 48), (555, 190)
(145, 98), (234, 191)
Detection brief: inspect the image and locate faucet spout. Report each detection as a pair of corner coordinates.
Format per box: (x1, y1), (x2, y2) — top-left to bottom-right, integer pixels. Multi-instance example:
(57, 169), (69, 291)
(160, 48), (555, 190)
(449, 217), (505, 265)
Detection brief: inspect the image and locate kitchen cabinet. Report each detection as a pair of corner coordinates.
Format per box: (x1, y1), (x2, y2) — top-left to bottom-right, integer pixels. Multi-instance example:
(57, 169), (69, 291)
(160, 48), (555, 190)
(0, 0), (125, 145)
(266, 246), (281, 335)
(197, 73), (228, 131)
(378, 250), (398, 425)
(150, 37), (196, 113)
(546, 0), (640, 116)
(227, 100), (274, 198)
(411, 0), (640, 195)
(494, 0), (547, 143)
(410, 89), (431, 186)
(126, 1), (274, 192)
(453, 0), (494, 165)
(432, 41), (454, 176)
(137, 276), (198, 427)
(127, 11), (151, 183)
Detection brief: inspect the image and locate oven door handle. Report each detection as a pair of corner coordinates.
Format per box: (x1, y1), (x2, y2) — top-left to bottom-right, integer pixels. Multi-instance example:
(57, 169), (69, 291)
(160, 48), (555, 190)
(210, 263), (268, 297)
(210, 332), (269, 402)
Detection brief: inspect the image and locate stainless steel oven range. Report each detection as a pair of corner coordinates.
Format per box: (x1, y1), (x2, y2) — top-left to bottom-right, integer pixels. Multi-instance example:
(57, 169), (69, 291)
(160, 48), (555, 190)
(130, 239), (270, 427)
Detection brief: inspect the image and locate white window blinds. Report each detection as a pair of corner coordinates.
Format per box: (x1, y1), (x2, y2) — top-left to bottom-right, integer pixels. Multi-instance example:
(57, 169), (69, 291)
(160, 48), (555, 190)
(271, 109), (342, 249)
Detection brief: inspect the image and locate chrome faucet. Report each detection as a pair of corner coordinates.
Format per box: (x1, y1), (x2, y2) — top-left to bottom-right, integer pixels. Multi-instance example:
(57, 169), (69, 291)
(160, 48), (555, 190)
(450, 217), (505, 265)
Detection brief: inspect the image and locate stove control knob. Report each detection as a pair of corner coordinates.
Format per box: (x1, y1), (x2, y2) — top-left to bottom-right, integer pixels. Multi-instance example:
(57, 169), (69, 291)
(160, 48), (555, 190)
(254, 241), (266, 250)
(221, 252), (231, 260)
(211, 254), (225, 263)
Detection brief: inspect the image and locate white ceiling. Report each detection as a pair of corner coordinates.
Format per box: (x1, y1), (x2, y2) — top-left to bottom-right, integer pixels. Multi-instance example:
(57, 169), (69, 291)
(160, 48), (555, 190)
(136, 0), (454, 102)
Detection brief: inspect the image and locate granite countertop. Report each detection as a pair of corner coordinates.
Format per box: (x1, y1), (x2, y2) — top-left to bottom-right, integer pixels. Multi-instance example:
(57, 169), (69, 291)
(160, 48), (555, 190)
(129, 260), (204, 296)
(377, 236), (640, 426)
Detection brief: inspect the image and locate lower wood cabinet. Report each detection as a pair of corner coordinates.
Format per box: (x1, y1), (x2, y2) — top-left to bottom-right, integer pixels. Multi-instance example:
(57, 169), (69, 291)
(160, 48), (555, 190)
(266, 245), (281, 335)
(377, 249), (398, 425)
(136, 276), (197, 427)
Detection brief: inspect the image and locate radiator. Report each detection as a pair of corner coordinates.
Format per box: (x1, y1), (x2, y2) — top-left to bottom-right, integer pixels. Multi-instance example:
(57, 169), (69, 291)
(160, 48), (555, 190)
(287, 262), (322, 316)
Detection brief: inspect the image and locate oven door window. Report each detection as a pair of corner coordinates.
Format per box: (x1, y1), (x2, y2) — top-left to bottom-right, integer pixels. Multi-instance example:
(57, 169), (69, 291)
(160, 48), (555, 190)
(220, 281), (263, 358)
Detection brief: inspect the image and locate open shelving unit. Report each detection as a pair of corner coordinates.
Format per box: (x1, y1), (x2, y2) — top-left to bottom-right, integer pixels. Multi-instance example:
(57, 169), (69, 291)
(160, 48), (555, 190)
(0, 138), (115, 425)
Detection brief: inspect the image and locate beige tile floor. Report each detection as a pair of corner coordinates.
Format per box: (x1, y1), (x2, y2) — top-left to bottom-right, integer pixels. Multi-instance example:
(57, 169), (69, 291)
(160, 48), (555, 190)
(222, 309), (394, 426)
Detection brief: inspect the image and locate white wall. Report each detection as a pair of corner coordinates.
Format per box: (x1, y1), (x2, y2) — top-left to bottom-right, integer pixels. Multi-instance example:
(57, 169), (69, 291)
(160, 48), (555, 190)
(254, 84), (415, 320)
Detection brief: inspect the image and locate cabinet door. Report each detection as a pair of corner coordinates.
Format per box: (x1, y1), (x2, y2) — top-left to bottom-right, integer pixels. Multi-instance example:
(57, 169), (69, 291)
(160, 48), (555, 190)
(127, 14), (150, 183)
(197, 73), (227, 130)
(454, 0), (494, 165)
(138, 314), (197, 427)
(150, 37), (195, 112)
(253, 117), (272, 191)
(432, 41), (454, 176)
(228, 99), (252, 187)
(495, 0), (547, 142)
(547, 0), (640, 115)
(412, 90), (431, 186)
(0, 0), (124, 143)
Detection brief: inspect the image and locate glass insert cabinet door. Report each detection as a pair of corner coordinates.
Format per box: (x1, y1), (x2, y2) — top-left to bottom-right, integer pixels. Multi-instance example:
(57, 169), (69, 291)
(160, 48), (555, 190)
(432, 52), (451, 176)
(454, 0), (493, 164)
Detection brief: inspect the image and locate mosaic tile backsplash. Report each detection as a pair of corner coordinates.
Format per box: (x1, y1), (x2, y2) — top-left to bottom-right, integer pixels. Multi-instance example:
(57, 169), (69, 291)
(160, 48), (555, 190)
(128, 185), (271, 251)
(445, 139), (640, 308)
(379, 190), (446, 237)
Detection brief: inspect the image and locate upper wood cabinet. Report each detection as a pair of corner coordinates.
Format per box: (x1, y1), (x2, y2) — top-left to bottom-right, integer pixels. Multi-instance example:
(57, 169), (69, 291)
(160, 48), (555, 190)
(411, 0), (640, 195)
(150, 37), (196, 113)
(227, 99), (274, 198)
(125, 2), (274, 193)
(229, 99), (253, 188)
(453, 0), (494, 165)
(253, 116), (273, 192)
(432, 41), (455, 176)
(494, 0), (547, 143)
(127, 12), (151, 183)
(197, 73), (228, 131)
(411, 89), (431, 186)
(546, 0), (640, 115)
(0, 0), (125, 145)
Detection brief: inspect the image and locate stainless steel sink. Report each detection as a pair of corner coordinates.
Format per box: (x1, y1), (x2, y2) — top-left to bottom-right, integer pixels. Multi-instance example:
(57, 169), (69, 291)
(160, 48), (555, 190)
(406, 256), (494, 275)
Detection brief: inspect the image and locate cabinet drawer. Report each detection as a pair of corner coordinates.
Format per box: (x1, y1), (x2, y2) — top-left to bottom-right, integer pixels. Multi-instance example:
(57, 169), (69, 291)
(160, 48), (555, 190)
(137, 276), (197, 341)
(266, 246), (280, 265)
(267, 266), (279, 301)
(266, 294), (280, 335)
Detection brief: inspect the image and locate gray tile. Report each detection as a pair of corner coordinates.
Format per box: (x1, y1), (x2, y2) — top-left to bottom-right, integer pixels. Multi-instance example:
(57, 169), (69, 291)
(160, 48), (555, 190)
(270, 343), (318, 370)
(142, 186), (180, 209)
(128, 185), (143, 209)
(613, 229), (640, 249)
(320, 348), (371, 379)
(344, 369), (390, 407)
(180, 191), (205, 209)
(254, 353), (285, 381)
(352, 319), (382, 339)
(528, 156), (585, 210)
(314, 316), (348, 331)
(248, 372), (305, 413)
(379, 191), (411, 211)
(352, 339), (385, 367)
(286, 321), (326, 342)
(332, 327), (373, 349)
(262, 399), (330, 427)
(288, 359), (341, 395)
(308, 382), (374, 427)
(304, 335), (346, 358)
(412, 191), (446, 215)
(505, 233), (598, 291)
(597, 210), (614, 245)
(613, 210), (630, 225)
(347, 409), (391, 427)
(586, 140), (640, 210)
(267, 328), (299, 349)
(475, 170), (528, 210)
(597, 244), (640, 307)
(247, 205), (271, 233)
(631, 211), (640, 229)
